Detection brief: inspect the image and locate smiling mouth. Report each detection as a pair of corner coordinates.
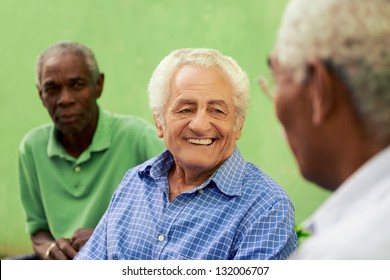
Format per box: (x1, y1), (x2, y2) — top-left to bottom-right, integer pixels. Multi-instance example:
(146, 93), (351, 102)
(187, 138), (215, 145)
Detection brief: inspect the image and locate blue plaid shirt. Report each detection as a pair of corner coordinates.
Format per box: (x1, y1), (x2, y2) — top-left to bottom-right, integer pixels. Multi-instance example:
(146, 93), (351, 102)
(76, 148), (297, 260)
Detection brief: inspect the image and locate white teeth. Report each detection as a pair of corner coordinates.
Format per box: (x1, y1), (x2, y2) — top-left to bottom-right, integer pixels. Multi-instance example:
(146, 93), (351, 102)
(187, 138), (213, 145)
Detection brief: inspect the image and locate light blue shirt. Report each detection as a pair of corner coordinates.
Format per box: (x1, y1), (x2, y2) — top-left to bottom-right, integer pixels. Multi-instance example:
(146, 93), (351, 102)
(76, 148), (297, 260)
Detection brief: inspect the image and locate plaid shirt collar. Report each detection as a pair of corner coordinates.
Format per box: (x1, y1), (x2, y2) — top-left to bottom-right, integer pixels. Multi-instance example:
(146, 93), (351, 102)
(139, 147), (244, 197)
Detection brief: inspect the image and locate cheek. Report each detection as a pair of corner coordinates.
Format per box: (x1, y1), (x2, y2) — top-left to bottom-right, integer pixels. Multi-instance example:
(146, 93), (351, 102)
(274, 93), (318, 181)
(160, 119), (183, 144)
(41, 97), (55, 113)
(274, 90), (303, 158)
(274, 81), (308, 133)
(274, 91), (290, 129)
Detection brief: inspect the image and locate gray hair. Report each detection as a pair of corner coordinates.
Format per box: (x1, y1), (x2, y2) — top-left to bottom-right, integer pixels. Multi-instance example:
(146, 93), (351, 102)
(35, 41), (100, 86)
(274, 0), (390, 142)
(148, 48), (250, 131)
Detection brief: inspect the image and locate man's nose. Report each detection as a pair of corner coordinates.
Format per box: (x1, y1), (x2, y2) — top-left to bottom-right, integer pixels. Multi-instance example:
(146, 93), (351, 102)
(57, 87), (76, 106)
(188, 111), (212, 133)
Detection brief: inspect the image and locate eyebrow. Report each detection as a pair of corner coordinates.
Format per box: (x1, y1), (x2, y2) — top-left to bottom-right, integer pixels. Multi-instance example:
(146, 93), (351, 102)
(42, 76), (87, 87)
(173, 98), (229, 109)
(69, 76), (87, 81)
(173, 99), (197, 108)
(42, 80), (57, 88)
(208, 99), (229, 110)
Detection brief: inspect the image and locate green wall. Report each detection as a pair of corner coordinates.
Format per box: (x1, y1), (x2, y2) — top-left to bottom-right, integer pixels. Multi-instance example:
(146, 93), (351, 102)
(0, 0), (329, 257)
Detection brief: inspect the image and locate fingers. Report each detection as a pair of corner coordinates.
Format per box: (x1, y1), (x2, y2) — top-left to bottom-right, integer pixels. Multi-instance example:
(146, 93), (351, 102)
(47, 238), (78, 260)
(70, 228), (94, 251)
(70, 238), (84, 252)
(44, 242), (56, 260)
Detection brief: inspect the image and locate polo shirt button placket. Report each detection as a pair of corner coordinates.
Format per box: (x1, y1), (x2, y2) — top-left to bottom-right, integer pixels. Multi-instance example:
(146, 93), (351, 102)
(74, 166), (81, 173)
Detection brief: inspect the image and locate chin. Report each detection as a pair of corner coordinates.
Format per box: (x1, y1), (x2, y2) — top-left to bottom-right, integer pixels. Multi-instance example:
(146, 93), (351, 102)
(300, 167), (336, 192)
(57, 125), (83, 136)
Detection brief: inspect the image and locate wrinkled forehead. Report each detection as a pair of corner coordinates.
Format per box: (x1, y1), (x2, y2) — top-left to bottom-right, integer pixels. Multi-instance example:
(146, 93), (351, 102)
(170, 65), (235, 103)
(42, 52), (87, 67)
(173, 64), (232, 87)
(40, 54), (90, 83)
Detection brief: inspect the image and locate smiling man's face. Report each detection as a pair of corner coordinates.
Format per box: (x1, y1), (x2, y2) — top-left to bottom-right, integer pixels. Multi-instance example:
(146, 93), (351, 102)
(156, 64), (242, 174)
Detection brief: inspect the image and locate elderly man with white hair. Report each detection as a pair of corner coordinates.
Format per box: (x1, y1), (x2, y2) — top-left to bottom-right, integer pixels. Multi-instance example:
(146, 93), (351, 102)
(266, 0), (390, 259)
(76, 48), (297, 260)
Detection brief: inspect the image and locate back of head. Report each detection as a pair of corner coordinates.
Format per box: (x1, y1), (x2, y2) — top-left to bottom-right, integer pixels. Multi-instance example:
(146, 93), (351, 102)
(35, 41), (100, 86)
(148, 48), (250, 130)
(275, 0), (390, 145)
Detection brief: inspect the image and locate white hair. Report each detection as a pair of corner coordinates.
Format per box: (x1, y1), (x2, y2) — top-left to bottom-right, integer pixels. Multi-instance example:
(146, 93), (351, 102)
(148, 48), (250, 130)
(275, 0), (390, 142)
(36, 41), (100, 86)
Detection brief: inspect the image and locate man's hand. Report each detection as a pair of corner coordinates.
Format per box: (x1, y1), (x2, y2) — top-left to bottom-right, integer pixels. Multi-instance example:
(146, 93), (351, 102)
(46, 238), (78, 260)
(69, 228), (94, 252)
(32, 229), (94, 260)
(32, 230), (77, 260)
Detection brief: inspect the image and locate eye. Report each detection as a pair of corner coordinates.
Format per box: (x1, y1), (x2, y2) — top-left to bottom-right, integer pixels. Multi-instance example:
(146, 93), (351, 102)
(71, 80), (87, 91)
(43, 85), (60, 95)
(210, 108), (226, 115)
(212, 108), (224, 113)
(178, 108), (193, 114)
(209, 106), (228, 119)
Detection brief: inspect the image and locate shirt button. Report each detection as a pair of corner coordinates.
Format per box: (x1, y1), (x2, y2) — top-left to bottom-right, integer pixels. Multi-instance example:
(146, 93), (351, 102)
(74, 166), (81, 173)
(158, 234), (165, 242)
(199, 189), (204, 194)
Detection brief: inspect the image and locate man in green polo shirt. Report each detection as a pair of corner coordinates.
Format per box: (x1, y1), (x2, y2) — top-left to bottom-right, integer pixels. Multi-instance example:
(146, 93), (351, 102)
(18, 41), (165, 260)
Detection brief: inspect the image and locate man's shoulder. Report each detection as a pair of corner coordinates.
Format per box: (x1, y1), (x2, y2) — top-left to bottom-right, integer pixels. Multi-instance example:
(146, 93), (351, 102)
(216, 150), (292, 206)
(20, 123), (52, 147)
(242, 161), (292, 202)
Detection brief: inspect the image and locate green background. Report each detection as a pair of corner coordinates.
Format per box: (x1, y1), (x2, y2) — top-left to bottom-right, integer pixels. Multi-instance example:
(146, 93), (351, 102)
(0, 0), (329, 257)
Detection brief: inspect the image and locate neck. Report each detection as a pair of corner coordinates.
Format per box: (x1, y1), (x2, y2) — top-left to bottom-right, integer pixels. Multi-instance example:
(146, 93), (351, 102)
(315, 117), (384, 191)
(167, 164), (216, 201)
(309, 82), (384, 191)
(332, 133), (383, 190)
(58, 112), (99, 158)
(58, 131), (93, 158)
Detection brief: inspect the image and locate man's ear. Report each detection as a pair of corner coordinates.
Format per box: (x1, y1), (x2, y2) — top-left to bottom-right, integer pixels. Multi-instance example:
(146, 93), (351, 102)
(235, 119), (244, 140)
(37, 84), (47, 108)
(153, 114), (164, 138)
(308, 59), (336, 125)
(95, 73), (105, 99)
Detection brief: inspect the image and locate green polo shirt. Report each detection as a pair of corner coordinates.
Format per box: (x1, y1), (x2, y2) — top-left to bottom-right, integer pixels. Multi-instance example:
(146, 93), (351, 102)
(18, 108), (165, 239)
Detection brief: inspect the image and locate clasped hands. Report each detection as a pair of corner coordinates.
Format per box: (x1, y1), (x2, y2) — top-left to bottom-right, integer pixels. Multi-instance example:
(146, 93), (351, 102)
(45, 228), (94, 260)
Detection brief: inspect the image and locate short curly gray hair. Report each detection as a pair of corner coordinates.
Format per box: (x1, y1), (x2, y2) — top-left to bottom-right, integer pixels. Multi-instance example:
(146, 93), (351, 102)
(35, 41), (100, 86)
(274, 0), (390, 143)
(148, 48), (250, 131)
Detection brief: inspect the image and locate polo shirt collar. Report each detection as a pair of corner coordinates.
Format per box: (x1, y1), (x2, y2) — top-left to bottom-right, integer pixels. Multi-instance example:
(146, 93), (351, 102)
(47, 106), (111, 163)
(146, 147), (244, 197)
